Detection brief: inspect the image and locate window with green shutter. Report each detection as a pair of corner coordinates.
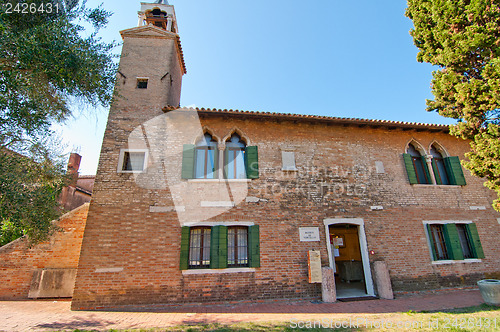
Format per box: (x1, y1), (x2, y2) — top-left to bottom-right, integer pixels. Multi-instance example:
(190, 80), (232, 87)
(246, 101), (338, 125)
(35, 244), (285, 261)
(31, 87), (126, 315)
(228, 226), (248, 267)
(179, 226), (190, 270)
(444, 156), (467, 186)
(426, 222), (484, 262)
(181, 225), (259, 270)
(248, 225), (260, 268)
(404, 143), (431, 184)
(430, 144), (450, 185)
(442, 223), (464, 260)
(403, 153), (418, 184)
(404, 142), (467, 186)
(181, 144), (195, 179)
(245, 146), (259, 179)
(224, 134), (247, 179)
(187, 227), (211, 269)
(465, 223), (484, 259)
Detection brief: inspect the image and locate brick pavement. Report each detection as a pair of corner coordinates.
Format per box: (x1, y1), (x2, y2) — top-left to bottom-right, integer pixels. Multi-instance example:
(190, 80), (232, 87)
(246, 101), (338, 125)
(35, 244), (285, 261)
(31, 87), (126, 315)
(0, 289), (487, 331)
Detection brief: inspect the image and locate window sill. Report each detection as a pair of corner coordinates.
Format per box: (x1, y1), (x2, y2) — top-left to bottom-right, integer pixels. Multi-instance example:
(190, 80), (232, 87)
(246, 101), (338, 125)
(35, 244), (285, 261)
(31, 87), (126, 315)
(187, 179), (251, 183)
(412, 184), (463, 188)
(182, 268), (256, 275)
(117, 170), (145, 174)
(431, 259), (482, 265)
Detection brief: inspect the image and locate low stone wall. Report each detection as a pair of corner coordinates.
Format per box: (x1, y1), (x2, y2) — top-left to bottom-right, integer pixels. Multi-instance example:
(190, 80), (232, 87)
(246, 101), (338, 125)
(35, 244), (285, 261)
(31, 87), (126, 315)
(0, 204), (88, 299)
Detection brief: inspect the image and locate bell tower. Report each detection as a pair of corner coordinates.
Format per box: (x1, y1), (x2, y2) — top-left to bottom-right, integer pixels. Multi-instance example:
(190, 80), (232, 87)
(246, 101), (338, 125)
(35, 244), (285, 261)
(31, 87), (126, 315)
(113, 0), (186, 112)
(71, 1), (187, 310)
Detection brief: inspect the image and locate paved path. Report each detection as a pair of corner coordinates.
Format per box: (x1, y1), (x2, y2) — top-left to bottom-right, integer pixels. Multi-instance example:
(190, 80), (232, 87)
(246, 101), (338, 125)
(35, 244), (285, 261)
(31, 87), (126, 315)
(0, 289), (485, 331)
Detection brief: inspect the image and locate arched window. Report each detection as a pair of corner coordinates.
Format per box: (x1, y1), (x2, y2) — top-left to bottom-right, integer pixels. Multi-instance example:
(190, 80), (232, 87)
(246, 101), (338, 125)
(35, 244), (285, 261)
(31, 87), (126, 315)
(195, 133), (217, 179)
(224, 134), (246, 179)
(404, 143), (431, 184)
(145, 9), (168, 29)
(430, 144), (450, 185)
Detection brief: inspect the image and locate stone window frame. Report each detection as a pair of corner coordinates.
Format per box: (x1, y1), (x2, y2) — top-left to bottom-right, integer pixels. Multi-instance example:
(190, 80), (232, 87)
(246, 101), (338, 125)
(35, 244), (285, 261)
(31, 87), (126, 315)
(181, 221), (258, 275)
(403, 139), (466, 187)
(117, 148), (149, 173)
(405, 140), (431, 184)
(428, 141), (450, 185)
(422, 220), (484, 265)
(182, 127), (259, 180)
(194, 132), (218, 179)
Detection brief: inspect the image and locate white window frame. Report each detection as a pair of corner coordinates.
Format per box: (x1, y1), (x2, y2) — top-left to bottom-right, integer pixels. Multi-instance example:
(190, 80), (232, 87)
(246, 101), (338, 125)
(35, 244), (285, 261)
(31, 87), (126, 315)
(422, 220), (482, 264)
(117, 149), (149, 173)
(181, 221), (256, 275)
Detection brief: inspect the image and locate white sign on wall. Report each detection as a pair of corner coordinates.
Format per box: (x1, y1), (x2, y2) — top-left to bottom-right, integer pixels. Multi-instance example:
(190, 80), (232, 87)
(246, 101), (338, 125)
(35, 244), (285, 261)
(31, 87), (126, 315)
(299, 227), (320, 242)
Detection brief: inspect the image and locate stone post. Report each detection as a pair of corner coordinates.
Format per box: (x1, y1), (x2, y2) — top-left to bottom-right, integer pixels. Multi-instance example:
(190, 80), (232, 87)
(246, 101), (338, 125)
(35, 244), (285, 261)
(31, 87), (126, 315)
(373, 261), (394, 299)
(321, 267), (336, 302)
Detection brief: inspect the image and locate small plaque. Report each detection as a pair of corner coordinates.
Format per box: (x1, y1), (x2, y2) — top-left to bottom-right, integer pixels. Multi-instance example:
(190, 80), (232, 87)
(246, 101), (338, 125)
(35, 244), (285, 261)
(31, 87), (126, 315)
(308, 250), (322, 283)
(299, 227), (320, 242)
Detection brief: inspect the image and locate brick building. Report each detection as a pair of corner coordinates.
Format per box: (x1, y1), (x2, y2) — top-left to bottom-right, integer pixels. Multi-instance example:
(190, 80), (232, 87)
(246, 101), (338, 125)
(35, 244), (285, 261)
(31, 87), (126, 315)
(71, 0), (500, 310)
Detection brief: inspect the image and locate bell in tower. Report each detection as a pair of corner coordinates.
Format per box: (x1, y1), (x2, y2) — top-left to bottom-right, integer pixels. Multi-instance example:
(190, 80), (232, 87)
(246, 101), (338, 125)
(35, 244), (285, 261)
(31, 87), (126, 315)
(138, 0), (178, 33)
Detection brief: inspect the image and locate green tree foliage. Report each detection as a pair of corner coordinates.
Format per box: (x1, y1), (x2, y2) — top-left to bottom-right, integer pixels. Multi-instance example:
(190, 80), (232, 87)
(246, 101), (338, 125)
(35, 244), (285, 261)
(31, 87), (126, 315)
(0, 146), (68, 246)
(0, 0), (117, 148)
(406, 0), (500, 210)
(0, 0), (117, 245)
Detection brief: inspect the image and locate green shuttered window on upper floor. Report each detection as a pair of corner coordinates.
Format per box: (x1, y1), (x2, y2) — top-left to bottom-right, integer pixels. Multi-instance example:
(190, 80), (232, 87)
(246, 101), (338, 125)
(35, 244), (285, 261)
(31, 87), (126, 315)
(179, 225), (260, 270)
(403, 154), (466, 186)
(426, 222), (484, 262)
(181, 144), (259, 180)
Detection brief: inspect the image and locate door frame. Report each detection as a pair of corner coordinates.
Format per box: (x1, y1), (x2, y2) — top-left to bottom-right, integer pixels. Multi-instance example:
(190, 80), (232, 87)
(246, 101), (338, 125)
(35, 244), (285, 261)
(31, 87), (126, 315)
(323, 218), (375, 296)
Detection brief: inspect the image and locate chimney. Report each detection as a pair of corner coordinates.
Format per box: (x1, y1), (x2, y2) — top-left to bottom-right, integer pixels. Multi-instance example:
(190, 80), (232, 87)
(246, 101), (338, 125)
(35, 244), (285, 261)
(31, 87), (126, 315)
(67, 153), (82, 187)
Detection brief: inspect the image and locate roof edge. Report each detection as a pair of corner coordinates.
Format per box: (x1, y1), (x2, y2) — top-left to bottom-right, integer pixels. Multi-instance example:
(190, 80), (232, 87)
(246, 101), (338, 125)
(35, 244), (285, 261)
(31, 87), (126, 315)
(166, 107), (450, 132)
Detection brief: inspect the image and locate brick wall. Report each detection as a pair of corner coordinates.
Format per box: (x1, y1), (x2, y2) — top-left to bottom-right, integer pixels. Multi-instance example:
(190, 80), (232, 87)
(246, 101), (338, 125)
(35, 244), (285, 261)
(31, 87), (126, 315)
(0, 203), (88, 299)
(71, 111), (500, 309)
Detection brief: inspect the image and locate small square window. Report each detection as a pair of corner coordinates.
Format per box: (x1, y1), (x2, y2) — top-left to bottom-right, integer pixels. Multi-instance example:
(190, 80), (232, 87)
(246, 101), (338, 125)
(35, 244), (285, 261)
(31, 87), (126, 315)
(137, 78), (148, 89)
(118, 150), (147, 173)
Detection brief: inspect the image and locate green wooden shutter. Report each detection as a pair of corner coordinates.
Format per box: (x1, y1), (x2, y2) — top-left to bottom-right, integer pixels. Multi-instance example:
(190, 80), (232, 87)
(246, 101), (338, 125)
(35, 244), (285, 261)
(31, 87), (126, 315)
(245, 146), (259, 179)
(443, 224), (464, 260)
(431, 160), (442, 185)
(421, 156), (432, 184)
(210, 226), (220, 269)
(248, 225), (260, 268)
(444, 156), (466, 186)
(403, 153), (418, 184)
(181, 144), (195, 179)
(466, 223), (485, 259)
(218, 226), (228, 269)
(426, 224), (437, 261)
(180, 226), (190, 270)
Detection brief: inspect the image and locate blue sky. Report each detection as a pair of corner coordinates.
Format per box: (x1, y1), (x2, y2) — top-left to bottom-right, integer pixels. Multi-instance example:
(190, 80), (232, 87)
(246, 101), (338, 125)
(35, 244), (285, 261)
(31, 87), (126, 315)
(56, 0), (455, 174)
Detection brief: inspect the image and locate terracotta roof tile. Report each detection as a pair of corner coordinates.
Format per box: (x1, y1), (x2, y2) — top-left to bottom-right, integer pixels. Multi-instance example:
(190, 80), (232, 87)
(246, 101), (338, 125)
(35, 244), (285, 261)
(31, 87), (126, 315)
(176, 35), (187, 74)
(184, 107), (449, 131)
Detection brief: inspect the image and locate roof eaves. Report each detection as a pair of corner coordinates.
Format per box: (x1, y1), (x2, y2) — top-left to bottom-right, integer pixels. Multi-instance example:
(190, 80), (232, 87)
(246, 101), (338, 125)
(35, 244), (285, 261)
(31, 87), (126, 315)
(191, 107), (449, 132)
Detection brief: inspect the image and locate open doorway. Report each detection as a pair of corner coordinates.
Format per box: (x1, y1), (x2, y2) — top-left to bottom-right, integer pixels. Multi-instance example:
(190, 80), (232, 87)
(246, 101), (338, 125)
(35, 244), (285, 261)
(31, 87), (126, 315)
(323, 218), (375, 299)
